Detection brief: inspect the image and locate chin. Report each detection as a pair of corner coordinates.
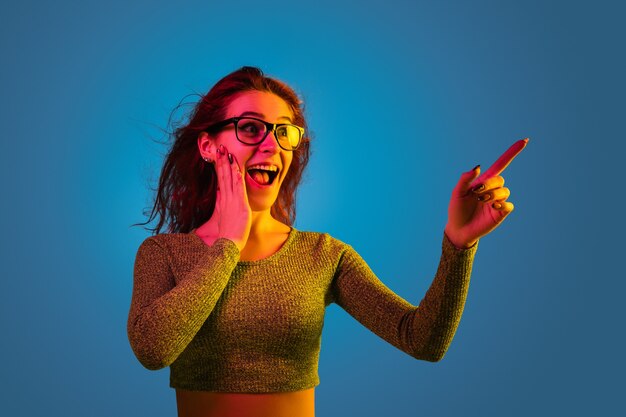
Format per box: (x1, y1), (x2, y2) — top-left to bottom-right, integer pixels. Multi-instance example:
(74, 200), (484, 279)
(248, 196), (278, 212)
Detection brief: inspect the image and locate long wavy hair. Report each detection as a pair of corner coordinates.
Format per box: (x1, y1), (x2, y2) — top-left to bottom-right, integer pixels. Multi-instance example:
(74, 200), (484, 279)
(132, 66), (311, 235)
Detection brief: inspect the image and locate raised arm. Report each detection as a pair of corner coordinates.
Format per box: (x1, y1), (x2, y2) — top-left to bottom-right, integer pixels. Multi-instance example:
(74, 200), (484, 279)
(331, 232), (478, 362)
(127, 236), (240, 370)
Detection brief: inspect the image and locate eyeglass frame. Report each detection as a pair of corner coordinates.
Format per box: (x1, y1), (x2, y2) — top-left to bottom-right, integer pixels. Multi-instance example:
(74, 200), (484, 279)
(203, 116), (305, 151)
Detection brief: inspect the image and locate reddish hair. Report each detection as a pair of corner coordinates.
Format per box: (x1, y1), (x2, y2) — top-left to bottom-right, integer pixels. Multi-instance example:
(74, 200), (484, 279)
(133, 66), (311, 235)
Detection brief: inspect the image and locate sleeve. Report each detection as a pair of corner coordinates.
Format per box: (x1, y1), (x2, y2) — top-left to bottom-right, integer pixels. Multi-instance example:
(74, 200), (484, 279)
(330, 232), (478, 362)
(127, 236), (240, 370)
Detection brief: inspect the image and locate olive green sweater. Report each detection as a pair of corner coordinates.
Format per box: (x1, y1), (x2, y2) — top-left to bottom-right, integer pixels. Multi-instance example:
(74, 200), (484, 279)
(127, 228), (478, 393)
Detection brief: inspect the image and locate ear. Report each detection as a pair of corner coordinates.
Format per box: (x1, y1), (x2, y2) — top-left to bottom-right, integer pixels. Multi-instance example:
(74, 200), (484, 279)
(197, 131), (214, 159)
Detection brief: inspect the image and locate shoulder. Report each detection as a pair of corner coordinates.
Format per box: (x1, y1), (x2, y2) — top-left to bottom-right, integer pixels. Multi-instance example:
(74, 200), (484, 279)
(291, 229), (353, 256)
(135, 232), (236, 276)
(136, 232), (211, 258)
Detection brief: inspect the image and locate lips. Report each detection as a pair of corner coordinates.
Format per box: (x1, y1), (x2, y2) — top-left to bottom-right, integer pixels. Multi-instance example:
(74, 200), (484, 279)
(252, 168), (278, 182)
(246, 162), (279, 186)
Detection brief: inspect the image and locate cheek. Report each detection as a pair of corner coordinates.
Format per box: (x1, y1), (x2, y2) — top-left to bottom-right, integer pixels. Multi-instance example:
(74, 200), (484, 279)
(217, 139), (251, 163)
(283, 157), (294, 176)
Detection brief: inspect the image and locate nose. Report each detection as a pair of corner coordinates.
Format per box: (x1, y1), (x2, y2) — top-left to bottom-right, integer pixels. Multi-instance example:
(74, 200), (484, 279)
(257, 127), (282, 153)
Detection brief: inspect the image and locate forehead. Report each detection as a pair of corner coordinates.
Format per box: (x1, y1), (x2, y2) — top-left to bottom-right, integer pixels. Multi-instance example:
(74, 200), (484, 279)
(226, 90), (293, 121)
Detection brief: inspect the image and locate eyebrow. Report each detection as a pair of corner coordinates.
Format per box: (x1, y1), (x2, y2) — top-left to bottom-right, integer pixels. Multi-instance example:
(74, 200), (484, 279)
(238, 111), (293, 123)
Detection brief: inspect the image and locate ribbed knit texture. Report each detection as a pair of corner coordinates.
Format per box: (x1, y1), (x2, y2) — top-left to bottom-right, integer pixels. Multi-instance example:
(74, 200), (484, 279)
(127, 228), (478, 393)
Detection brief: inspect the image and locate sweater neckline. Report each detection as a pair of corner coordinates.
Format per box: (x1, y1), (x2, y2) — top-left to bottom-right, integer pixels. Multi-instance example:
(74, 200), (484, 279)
(236, 226), (298, 265)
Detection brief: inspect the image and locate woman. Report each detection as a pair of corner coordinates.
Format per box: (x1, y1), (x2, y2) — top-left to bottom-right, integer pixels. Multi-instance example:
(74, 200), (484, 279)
(128, 66), (528, 417)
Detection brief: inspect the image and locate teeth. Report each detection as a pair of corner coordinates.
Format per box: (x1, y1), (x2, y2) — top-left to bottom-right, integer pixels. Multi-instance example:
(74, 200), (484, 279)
(247, 164), (278, 172)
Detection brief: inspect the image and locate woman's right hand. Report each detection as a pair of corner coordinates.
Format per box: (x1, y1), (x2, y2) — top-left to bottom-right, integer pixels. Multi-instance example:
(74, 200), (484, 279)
(195, 143), (251, 253)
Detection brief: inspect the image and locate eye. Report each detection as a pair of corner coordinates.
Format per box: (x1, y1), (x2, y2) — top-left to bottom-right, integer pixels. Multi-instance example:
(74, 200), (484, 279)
(276, 126), (288, 138)
(240, 121), (260, 135)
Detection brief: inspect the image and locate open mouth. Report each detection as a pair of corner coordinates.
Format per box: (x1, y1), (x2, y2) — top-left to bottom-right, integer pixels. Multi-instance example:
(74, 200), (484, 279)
(247, 168), (279, 186)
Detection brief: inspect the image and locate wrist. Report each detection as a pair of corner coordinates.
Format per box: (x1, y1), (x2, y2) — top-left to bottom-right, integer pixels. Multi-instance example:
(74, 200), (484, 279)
(444, 227), (476, 250)
(216, 236), (244, 253)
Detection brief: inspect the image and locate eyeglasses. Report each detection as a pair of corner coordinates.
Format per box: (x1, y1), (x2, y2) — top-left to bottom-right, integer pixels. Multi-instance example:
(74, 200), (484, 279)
(204, 117), (305, 151)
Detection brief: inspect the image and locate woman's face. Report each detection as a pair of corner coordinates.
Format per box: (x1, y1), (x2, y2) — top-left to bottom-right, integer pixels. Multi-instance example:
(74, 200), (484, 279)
(198, 90), (295, 212)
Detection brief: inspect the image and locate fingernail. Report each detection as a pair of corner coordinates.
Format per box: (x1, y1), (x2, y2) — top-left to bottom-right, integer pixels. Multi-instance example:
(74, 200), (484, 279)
(493, 202), (502, 209)
(472, 164), (480, 171)
(477, 193), (491, 202)
(220, 144), (225, 153)
(228, 153), (233, 164)
(472, 184), (485, 193)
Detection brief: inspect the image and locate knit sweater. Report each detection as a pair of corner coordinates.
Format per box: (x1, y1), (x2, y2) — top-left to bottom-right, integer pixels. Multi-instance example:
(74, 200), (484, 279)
(127, 228), (478, 393)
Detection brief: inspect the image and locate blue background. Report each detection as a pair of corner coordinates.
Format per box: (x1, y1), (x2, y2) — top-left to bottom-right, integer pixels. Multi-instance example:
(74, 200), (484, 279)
(1, 0), (624, 416)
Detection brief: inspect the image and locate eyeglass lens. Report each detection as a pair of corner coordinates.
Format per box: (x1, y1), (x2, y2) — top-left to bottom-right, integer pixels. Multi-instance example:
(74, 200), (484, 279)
(237, 119), (300, 150)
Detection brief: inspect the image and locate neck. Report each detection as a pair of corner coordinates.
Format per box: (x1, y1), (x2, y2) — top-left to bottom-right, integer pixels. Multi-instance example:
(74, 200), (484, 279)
(249, 209), (279, 239)
(193, 207), (288, 241)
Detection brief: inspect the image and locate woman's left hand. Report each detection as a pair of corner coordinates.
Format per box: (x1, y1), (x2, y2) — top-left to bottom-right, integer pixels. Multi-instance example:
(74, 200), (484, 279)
(444, 139), (529, 249)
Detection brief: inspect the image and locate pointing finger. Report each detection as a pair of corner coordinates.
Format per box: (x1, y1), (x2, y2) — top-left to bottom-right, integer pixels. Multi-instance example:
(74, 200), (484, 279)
(476, 138), (529, 183)
(230, 153), (247, 200)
